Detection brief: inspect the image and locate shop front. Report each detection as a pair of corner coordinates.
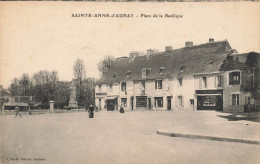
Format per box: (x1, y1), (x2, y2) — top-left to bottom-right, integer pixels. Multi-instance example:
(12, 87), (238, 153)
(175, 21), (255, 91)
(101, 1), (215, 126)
(196, 89), (223, 111)
(136, 96), (147, 108)
(106, 96), (118, 111)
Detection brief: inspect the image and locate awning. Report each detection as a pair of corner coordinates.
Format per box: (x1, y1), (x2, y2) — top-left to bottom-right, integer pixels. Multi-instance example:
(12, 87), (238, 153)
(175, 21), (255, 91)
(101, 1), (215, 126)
(4, 102), (29, 107)
(106, 96), (118, 100)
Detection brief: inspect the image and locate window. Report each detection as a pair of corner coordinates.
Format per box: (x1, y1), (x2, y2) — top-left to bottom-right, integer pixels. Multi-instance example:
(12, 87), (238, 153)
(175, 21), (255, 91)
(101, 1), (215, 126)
(232, 94), (239, 106)
(109, 84), (113, 92)
(178, 78), (183, 86)
(159, 67), (165, 74)
(245, 96), (251, 105)
(121, 82), (126, 92)
(215, 75), (222, 88)
(142, 68), (151, 78)
(229, 72), (240, 85)
(121, 98), (127, 107)
(142, 69), (147, 78)
(202, 77), (207, 88)
(136, 96), (147, 107)
(155, 79), (162, 89)
(154, 97), (163, 108)
(178, 96), (183, 107)
(141, 81), (145, 89)
(98, 85), (101, 92)
(126, 71), (131, 77)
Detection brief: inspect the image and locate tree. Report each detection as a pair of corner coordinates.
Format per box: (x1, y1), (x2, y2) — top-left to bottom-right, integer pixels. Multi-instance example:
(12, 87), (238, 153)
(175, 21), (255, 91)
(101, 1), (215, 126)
(97, 55), (115, 76)
(73, 59), (86, 106)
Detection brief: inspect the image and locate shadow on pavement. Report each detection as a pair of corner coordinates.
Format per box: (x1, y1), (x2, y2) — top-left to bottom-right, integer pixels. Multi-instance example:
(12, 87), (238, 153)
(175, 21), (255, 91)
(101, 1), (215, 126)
(217, 113), (260, 123)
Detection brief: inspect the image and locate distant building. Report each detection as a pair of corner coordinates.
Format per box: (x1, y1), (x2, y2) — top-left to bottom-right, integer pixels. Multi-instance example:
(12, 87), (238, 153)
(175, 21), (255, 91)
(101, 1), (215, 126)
(95, 39), (259, 112)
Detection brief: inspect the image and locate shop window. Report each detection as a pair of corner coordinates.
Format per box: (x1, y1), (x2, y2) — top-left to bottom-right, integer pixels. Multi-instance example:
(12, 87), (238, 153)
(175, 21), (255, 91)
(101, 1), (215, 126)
(232, 94), (239, 106)
(155, 79), (162, 89)
(121, 98), (127, 107)
(203, 96), (217, 107)
(121, 82), (126, 92)
(229, 72), (240, 85)
(136, 96), (147, 107)
(154, 97), (163, 108)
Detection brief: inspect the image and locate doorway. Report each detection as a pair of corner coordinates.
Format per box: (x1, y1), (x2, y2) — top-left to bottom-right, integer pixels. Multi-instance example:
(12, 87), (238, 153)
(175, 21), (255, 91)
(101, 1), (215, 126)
(148, 98), (151, 109)
(167, 96), (171, 111)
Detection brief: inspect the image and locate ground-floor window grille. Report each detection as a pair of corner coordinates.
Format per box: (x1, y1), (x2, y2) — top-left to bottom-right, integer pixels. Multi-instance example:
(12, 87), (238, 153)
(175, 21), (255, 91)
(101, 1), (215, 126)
(154, 97), (163, 108)
(121, 98), (127, 107)
(232, 94), (239, 106)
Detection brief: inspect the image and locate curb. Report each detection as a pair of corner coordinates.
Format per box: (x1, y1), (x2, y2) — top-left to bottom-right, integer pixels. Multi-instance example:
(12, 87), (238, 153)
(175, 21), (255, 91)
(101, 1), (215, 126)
(157, 131), (260, 145)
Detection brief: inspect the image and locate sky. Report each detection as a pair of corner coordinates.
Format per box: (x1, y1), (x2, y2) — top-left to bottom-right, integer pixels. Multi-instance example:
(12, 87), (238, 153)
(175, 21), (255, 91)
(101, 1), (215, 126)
(0, 2), (259, 88)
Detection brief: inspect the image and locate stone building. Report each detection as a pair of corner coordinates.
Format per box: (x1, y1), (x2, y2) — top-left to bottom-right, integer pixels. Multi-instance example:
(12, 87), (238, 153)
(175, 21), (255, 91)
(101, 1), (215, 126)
(95, 39), (259, 112)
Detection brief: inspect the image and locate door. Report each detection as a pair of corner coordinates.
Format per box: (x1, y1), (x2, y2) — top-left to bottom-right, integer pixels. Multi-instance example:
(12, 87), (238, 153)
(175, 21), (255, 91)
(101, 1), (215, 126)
(167, 97), (171, 111)
(148, 98), (151, 109)
(98, 99), (101, 111)
(107, 100), (115, 111)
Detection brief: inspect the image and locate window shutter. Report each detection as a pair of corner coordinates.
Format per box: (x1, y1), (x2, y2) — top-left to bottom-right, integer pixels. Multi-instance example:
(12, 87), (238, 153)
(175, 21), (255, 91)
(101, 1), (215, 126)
(199, 78), (202, 89)
(155, 80), (157, 89)
(182, 96), (184, 107)
(221, 75), (224, 87)
(175, 96), (178, 107)
(230, 95), (232, 106)
(214, 76), (216, 88)
(229, 73), (232, 85)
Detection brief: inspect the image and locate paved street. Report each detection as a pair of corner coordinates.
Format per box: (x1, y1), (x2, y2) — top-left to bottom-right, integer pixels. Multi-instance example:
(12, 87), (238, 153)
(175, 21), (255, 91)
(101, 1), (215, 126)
(1, 111), (260, 164)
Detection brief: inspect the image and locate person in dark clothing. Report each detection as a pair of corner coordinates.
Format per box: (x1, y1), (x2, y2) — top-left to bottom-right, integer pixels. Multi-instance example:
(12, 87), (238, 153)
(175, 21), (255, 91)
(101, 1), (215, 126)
(120, 105), (125, 114)
(28, 106), (32, 115)
(89, 104), (94, 118)
(15, 105), (22, 118)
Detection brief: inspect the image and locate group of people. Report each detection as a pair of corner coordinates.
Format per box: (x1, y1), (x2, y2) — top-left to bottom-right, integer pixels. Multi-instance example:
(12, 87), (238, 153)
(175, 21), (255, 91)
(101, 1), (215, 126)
(15, 105), (32, 118)
(87, 104), (125, 118)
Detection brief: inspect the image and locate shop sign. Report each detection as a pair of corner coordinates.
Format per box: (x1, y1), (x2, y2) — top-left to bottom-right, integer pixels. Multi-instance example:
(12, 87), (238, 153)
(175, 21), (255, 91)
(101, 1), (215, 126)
(196, 89), (223, 95)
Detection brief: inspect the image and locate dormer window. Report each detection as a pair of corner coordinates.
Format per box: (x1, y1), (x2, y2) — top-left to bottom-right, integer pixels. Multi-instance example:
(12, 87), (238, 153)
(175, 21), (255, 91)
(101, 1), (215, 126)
(180, 65), (186, 71)
(126, 71), (131, 77)
(113, 74), (117, 79)
(142, 68), (151, 79)
(159, 67), (165, 74)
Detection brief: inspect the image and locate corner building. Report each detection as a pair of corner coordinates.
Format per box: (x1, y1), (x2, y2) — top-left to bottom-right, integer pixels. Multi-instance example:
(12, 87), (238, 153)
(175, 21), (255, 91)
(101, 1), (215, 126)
(95, 39), (259, 112)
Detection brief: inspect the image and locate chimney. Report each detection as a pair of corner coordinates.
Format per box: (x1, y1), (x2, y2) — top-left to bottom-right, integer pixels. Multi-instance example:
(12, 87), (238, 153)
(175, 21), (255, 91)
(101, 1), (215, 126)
(209, 38), (214, 43)
(185, 41), (193, 47)
(146, 49), (153, 58)
(129, 51), (139, 62)
(165, 46), (173, 52)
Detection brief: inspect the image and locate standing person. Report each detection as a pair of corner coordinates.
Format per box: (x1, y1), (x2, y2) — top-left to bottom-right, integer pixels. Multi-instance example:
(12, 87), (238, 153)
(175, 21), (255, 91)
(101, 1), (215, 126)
(15, 105), (22, 118)
(28, 106), (32, 115)
(89, 104), (94, 118)
(119, 105), (125, 114)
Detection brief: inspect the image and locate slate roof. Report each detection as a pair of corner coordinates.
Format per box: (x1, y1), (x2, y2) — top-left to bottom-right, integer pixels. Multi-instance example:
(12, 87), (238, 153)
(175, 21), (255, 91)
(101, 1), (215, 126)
(220, 52), (260, 71)
(96, 40), (235, 85)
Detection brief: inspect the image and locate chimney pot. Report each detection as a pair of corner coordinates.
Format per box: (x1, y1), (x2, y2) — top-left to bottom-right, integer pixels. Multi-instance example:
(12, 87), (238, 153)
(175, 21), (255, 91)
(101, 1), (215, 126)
(185, 41), (193, 47)
(165, 46), (173, 51)
(209, 38), (214, 43)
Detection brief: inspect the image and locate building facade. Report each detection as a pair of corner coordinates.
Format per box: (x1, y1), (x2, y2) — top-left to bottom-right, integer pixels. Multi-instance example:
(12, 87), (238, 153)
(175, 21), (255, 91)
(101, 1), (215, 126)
(95, 39), (259, 112)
